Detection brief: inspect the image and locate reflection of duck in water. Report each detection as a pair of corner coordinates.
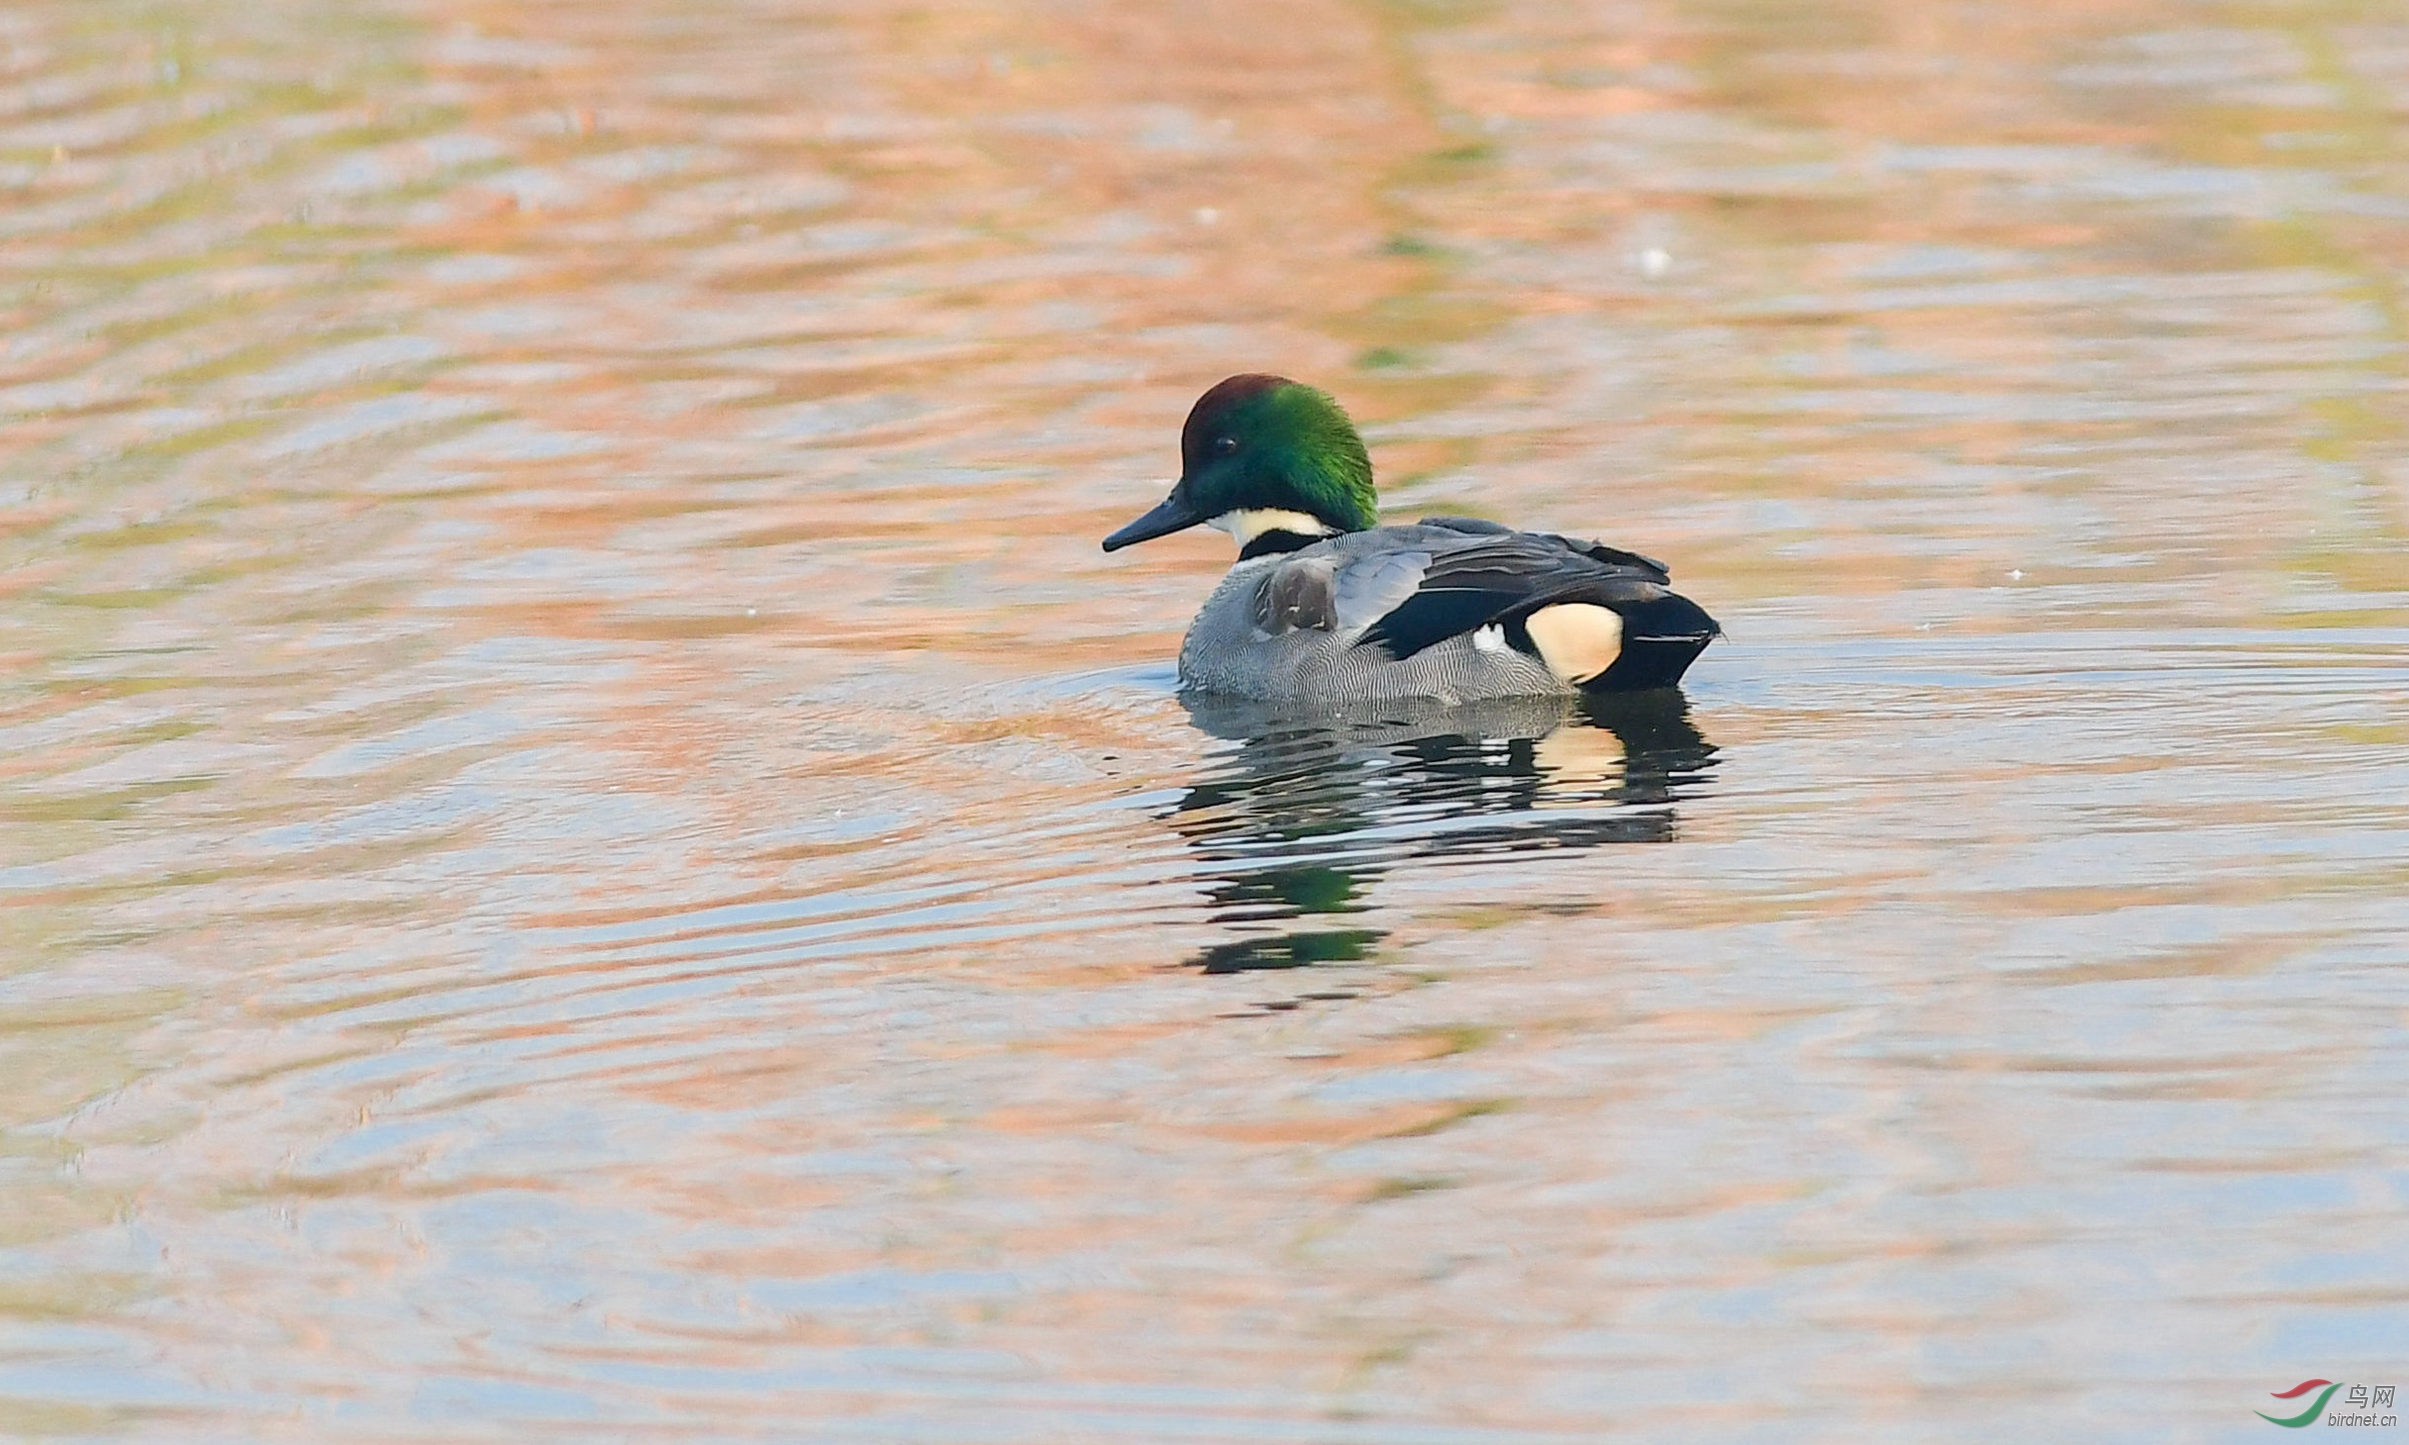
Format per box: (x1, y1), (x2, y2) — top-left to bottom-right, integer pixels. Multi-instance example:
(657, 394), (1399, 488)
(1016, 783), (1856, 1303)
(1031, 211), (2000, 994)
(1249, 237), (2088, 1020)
(1169, 691), (1716, 974)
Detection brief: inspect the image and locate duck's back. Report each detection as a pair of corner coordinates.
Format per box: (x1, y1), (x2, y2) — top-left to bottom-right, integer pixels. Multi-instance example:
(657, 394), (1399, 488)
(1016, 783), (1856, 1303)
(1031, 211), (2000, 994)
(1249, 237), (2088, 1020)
(1177, 519), (1717, 703)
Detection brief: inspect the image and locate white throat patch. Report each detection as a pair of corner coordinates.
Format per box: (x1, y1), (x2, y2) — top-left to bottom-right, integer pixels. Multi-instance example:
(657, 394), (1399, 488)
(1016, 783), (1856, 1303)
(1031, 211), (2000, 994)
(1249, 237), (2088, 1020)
(1208, 509), (1336, 548)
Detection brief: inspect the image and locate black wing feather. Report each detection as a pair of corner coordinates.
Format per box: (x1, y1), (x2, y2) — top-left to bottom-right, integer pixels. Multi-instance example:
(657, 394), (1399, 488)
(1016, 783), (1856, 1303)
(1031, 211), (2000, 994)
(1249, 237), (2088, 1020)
(1358, 534), (1682, 661)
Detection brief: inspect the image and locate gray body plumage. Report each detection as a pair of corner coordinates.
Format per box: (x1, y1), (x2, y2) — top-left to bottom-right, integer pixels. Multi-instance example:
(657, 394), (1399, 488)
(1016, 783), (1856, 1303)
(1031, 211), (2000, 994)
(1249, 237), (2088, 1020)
(1176, 519), (1700, 704)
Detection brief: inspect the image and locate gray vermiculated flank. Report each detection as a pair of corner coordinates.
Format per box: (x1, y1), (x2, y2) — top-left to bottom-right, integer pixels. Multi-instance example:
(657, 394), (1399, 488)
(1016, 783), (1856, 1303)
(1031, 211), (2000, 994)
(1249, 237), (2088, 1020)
(1176, 521), (1654, 703)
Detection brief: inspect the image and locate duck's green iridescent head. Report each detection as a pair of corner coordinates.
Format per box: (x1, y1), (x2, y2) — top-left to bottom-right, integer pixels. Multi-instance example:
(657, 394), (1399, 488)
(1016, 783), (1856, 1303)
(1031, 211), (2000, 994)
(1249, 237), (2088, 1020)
(1102, 375), (1378, 555)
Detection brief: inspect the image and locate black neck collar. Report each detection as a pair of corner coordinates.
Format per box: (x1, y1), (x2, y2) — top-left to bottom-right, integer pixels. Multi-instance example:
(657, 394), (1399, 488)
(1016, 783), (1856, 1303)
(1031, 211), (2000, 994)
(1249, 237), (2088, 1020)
(1239, 529), (1329, 559)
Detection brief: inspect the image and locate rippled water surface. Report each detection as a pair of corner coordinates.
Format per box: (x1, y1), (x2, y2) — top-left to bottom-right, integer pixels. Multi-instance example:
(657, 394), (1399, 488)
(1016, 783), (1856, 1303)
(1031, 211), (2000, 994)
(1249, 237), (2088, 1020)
(5, 0), (2407, 1439)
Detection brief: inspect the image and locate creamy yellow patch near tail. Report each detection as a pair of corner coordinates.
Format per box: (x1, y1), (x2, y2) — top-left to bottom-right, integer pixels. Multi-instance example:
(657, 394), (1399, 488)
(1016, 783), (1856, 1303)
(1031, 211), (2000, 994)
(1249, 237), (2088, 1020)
(1523, 603), (1623, 685)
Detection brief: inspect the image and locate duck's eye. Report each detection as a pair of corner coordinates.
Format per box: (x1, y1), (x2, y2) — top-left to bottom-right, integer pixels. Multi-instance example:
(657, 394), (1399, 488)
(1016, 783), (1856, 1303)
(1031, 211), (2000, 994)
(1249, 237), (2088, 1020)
(1211, 436), (1238, 457)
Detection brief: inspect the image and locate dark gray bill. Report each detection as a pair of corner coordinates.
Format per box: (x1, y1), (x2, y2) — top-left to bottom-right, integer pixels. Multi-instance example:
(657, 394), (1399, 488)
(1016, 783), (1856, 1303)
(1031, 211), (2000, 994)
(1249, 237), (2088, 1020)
(1102, 488), (1207, 551)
